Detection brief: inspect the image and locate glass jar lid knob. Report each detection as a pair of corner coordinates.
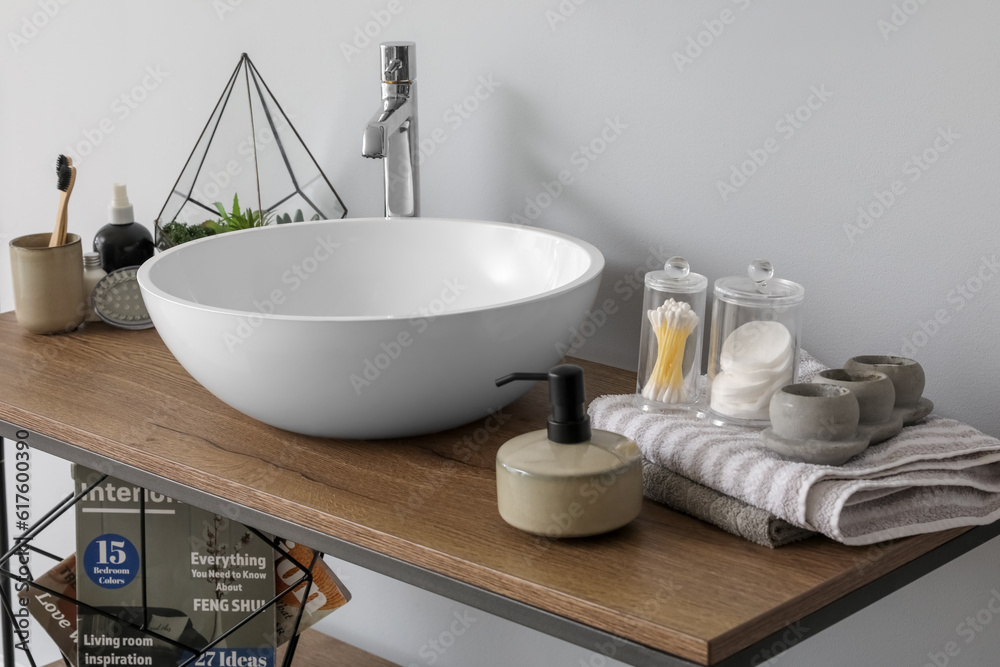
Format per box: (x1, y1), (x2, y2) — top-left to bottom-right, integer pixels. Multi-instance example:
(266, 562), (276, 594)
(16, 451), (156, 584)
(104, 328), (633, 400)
(748, 259), (773, 294)
(664, 256), (690, 280)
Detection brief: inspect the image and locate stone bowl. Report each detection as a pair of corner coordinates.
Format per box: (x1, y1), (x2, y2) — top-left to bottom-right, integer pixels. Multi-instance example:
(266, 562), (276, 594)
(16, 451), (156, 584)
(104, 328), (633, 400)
(844, 355), (925, 407)
(762, 384), (868, 465)
(812, 369), (895, 425)
(769, 383), (860, 441)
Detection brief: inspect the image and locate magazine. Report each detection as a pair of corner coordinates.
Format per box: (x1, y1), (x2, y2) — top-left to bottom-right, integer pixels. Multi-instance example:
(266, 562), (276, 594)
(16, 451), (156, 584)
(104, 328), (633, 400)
(74, 465), (276, 666)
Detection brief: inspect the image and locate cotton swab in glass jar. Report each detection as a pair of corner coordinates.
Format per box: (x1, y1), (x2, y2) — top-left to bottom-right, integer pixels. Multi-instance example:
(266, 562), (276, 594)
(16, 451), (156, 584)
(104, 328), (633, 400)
(641, 299), (700, 404)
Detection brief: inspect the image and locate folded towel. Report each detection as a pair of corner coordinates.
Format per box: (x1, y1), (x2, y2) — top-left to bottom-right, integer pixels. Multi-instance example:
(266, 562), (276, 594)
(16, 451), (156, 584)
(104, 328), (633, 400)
(591, 353), (1000, 545)
(642, 461), (815, 547)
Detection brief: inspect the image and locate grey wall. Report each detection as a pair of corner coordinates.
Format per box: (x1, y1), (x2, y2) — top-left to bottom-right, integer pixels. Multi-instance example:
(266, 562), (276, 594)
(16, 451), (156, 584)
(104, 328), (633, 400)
(2, 1), (999, 665)
(2, 1), (998, 436)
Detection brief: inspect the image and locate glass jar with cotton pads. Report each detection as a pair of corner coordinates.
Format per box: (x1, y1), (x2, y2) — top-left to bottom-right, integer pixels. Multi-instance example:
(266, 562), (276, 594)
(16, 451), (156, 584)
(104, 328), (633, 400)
(706, 259), (804, 426)
(635, 256), (707, 412)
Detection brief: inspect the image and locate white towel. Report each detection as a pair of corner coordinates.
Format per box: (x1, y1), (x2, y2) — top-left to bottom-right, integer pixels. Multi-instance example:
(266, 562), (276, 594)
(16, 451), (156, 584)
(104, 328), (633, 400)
(589, 353), (1000, 545)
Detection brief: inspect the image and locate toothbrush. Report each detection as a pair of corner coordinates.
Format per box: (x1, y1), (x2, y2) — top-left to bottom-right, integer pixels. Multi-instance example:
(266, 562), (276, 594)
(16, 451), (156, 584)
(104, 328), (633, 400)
(49, 154), (76, 247)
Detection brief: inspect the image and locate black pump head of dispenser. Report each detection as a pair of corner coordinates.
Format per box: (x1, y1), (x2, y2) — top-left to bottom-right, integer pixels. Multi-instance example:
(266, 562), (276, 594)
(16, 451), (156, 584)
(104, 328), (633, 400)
(495, 364), (591, 444)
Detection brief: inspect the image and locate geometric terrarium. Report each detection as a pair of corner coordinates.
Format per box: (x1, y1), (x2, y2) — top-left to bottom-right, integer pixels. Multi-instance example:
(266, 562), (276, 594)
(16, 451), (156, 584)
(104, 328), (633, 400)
(154, 53), (347, 249)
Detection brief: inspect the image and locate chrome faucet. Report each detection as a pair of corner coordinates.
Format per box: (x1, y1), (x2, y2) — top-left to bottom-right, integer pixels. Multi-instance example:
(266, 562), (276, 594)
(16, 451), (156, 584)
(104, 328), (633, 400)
(362, 41), (419, 217)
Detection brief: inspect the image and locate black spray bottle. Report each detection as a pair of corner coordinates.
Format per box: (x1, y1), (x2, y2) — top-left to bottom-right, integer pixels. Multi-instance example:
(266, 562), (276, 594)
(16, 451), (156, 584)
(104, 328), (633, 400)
(93, 183), (155, 272)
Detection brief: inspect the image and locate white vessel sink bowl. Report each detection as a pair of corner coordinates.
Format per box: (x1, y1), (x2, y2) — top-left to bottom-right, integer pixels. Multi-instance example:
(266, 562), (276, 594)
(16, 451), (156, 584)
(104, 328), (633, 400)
(138, 218), (604, 439)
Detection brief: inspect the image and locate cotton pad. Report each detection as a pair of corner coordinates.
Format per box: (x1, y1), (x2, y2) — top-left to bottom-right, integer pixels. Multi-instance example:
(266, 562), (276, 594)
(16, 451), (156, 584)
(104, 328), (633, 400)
(710, 320), (794, 420)
(720, 321), (792, 372)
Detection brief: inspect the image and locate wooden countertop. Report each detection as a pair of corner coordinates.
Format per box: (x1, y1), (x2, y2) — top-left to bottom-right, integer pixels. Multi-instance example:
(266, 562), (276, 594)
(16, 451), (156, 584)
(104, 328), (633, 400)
(0, 313), (970, 665)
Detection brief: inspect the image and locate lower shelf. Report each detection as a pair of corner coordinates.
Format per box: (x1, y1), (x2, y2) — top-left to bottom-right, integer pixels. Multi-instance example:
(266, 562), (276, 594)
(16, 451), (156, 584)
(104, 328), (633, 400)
(42, 629), (398, 667)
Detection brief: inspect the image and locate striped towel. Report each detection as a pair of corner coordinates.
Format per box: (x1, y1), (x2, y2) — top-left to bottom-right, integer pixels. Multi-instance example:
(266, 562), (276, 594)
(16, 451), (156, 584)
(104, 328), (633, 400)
(589, 353), (1000, 545)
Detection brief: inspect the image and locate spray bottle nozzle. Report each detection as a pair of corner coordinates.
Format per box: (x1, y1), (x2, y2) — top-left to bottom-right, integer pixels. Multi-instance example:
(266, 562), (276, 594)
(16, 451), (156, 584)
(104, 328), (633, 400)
(109, 183), (135, 225)
(111, 183), (130, 207)
(496, 364), (591, 444)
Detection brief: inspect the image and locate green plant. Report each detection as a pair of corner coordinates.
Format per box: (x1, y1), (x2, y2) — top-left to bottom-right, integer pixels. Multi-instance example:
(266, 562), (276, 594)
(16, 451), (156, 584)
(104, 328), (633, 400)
(160, 220), (217, 247)
(160, 198), (321, 248)
(276, 209), (321, 225)
(206, 193), (274, 233)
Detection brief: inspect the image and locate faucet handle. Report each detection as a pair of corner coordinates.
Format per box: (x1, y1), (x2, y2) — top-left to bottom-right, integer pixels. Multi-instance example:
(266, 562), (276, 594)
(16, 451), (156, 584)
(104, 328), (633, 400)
(380, 41), (415, 82)
(385, 58), (403, 80)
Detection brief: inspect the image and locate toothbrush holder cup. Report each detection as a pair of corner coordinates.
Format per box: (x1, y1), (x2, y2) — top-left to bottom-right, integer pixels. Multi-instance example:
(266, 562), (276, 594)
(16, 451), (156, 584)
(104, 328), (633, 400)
(9, 232), (86, 334)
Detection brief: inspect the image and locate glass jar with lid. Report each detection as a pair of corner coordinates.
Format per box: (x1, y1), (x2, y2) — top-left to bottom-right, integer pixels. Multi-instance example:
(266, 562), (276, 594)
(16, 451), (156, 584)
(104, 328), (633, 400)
(635, 256), (707, 411)
(706, 259), (804, 426)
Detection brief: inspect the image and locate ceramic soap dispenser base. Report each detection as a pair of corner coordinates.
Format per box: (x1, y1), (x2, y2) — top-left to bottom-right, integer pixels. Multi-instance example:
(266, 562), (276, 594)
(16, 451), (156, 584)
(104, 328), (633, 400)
(494, 365), (643, 537)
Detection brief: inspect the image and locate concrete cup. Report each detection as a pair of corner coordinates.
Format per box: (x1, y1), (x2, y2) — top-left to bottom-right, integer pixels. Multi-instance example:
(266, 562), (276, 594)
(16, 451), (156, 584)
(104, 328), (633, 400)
(844, 355), (925, 407)
(9, 233), (85, 334)
(812, 369), (895, 425)
(769, 383), (860, 442)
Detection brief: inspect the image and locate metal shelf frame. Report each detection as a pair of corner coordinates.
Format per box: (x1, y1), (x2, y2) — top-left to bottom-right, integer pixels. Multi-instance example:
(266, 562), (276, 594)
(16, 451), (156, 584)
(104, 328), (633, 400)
(4, 420), (1000, 667)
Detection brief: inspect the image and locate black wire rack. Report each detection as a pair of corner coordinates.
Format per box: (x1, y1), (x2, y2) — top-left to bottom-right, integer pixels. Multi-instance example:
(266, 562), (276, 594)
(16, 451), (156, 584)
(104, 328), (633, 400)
(154, 52), (348, 250)
(0, 461), (317, 667)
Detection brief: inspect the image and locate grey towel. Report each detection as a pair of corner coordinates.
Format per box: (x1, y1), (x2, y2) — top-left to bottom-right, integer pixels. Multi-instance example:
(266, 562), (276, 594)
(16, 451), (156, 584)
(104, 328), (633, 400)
(591, 352), (1000, 545)
(643, 461), (815, 548)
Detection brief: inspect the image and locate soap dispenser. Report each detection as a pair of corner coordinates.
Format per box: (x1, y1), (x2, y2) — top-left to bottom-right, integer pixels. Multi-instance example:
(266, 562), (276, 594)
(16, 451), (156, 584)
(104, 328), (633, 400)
(93, 183), (155, 273)
(494, 364), (643, 537)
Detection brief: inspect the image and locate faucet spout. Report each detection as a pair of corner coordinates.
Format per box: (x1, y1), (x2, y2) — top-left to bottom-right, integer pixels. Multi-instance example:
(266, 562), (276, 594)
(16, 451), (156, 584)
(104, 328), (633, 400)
(362, 123), (386, 159)
(362, 42), (419, 218)
(362, 95), (412, 159)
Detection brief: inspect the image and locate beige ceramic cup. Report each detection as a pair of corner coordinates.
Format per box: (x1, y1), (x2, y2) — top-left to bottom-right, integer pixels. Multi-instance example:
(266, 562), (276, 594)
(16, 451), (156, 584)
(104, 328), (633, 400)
(9, 233), (86, 334)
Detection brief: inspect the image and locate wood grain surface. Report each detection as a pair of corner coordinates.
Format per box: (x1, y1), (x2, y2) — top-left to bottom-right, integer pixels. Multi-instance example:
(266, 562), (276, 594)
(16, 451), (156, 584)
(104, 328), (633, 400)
(1, 314), (966, 665)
